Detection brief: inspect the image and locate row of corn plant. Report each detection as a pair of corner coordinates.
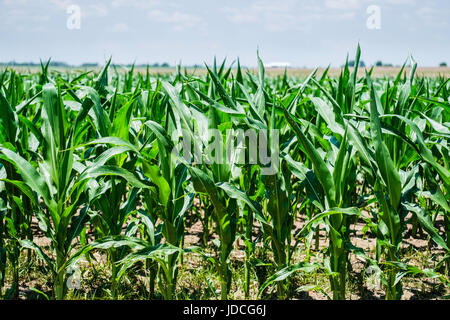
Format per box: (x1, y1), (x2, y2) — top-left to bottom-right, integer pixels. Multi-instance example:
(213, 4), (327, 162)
(0, 46), (448, 300)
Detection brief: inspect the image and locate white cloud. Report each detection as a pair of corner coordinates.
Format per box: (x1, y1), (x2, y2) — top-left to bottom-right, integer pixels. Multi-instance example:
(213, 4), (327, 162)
(109, 22), (129, 32)
(48, 0), (72, 10)
(221, 7), (258, 23)
(222, 1), (301, 31)
(148, 9), (203, 31)
(85, 4), (108, 17)
(415, 5), (448, 27)
(323, 0), (416, 10)
(44, 0), (109, 18)
(222, 0), (359, 32)
(0, 6), (50, 29)
(252, 1), (295, 13)
(112, 0), (159, 9)
(331, 11), (357, 20)
(2, 0), (31, 5)
(416, 6), (435, 18)
(264, 11), (322, 31)
(384, 0), (415, 5)
(324, 0), (361, 10)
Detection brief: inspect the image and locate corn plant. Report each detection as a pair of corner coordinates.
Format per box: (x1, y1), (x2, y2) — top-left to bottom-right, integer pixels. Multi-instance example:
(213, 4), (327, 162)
(0, 69), (40, 298)
(139, 117), (193, 299)
(0, 46), (448, 301)
(0, 83), (149, 299)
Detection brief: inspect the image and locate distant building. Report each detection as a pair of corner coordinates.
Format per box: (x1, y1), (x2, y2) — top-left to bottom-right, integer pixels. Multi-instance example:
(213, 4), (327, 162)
(264, 62), (291, 68)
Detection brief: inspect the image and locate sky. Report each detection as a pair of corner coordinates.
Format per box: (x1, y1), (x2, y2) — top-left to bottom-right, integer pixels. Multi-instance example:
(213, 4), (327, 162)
(0, 0), (449, 67)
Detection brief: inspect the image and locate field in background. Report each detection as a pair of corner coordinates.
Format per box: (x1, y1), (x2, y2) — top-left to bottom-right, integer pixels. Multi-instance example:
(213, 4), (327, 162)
(0, 50), (449, 301)
(4, 66), (450, 78)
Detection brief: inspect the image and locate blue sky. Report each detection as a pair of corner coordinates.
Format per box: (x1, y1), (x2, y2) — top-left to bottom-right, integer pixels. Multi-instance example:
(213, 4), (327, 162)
(0, 0), (449, 67)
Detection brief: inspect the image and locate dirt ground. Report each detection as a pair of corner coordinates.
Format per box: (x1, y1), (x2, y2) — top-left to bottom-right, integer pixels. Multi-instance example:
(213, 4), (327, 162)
(3, 205), (449, 300)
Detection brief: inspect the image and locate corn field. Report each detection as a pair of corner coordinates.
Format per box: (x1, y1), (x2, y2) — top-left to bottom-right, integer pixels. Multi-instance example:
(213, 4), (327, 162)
(0, 46), (448, 300)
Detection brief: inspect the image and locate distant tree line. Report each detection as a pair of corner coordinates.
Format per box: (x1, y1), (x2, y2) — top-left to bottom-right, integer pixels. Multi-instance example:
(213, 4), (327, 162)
(374, 60), (448, 68)
(0, 61), (173, 68)
(0, 61), (70, 67)
(348, 60), (366, 67)
(1, 60), (447, 68)
(374, 61), (394, 67)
